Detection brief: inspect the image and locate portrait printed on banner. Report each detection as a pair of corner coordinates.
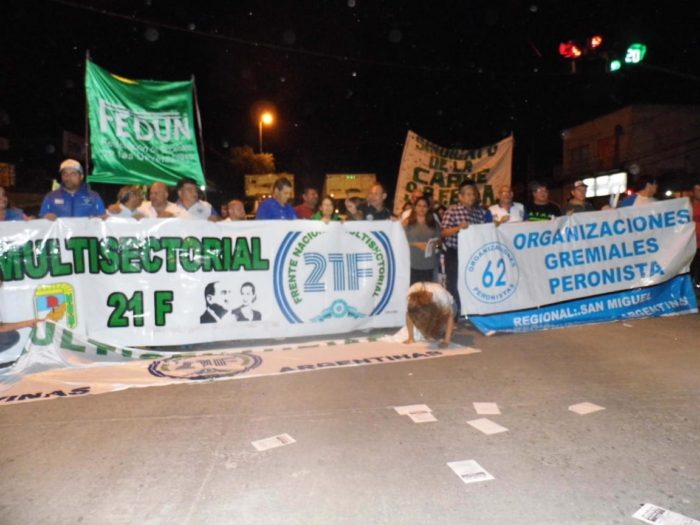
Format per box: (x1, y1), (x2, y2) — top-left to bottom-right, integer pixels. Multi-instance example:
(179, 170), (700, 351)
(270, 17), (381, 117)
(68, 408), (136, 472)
(232, 281), (262, 321)
(200, 281), (234, 323)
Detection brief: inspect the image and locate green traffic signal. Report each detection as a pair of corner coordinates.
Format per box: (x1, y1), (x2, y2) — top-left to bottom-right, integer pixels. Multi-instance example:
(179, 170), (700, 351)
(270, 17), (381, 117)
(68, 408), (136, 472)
(609, 43), (647, 73)
(624, 43), (647, 64)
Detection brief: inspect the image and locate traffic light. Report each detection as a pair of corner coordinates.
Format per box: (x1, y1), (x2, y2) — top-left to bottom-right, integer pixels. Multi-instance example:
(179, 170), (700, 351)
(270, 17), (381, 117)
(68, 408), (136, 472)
(588, 35), (603, 49)
(559, 41), (583, 59)
(624, 43), (647, 64)
(558, 35), (605, 59)
(609, 42), (647, 72)
(558, 35), (607, 73)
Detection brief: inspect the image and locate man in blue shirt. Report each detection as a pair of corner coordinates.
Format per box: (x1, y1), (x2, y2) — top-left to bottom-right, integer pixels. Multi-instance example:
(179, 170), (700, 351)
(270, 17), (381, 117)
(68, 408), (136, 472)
(255, 177), (296, 220)
(40, 159), (105, 219)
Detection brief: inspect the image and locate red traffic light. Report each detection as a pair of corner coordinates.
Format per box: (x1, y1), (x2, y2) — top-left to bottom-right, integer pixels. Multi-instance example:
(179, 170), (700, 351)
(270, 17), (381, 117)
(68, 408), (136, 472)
(559, 41), (583, 59)
(589, 35), (603, 49)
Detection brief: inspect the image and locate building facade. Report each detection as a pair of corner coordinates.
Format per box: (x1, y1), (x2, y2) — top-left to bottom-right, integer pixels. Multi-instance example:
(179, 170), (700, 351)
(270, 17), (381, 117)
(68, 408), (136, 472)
(560, 105), (700, 194)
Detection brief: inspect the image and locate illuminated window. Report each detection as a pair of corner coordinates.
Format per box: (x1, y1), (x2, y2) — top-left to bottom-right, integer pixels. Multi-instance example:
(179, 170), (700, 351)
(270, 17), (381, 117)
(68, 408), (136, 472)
(583, 172), (627, 197)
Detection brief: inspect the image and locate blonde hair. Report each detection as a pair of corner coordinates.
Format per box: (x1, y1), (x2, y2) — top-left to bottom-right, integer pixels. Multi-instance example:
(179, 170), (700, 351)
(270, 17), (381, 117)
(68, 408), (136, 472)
(407, 289), (452, 340)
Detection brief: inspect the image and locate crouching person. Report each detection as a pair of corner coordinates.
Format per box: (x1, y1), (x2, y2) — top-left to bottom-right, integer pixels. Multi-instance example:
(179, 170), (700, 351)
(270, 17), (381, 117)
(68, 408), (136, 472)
(403, 282), (455, 349)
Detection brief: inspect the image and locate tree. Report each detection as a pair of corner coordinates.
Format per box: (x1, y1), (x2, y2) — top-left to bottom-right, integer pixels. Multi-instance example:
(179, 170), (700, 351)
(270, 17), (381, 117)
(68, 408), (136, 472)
(228, 145), (275, 176)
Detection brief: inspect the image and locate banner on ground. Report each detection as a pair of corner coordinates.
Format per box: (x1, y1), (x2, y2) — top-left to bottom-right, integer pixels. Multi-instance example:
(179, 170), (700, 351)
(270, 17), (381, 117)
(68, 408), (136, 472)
(0, 219), (409, 361)
(394, 132), (513, 215)
(458, 199), (698, 334)
(85, 60), (205, 187)
(0, 322), (479, 405)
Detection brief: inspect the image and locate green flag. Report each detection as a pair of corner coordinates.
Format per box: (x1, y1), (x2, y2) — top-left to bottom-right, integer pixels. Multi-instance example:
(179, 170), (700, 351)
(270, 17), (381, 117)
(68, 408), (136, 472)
(85, 60), (205, 187)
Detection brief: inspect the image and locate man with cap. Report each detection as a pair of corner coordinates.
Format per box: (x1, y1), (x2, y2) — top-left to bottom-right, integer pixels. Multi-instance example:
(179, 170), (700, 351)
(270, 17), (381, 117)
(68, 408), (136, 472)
(40, 159), (106, 219)
(563, 180), (594, 214)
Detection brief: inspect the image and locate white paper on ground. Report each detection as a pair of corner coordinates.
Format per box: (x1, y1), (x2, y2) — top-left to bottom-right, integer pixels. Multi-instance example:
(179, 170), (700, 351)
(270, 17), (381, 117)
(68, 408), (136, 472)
(394, 404), (432, 415)
(473, 402), (501, 415)
(252, 433), (296, 452)
(467, 418), (508, 435)
(408, 411), (437, 423)
(633, 503), (700, 524)
(568, 402), (606, 415)
(447, 460), (494, 484)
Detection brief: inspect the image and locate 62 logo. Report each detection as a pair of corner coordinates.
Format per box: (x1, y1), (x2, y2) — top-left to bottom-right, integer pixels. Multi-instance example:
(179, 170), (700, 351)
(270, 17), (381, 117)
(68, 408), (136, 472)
(464, 242), (519, 304)
(273, 228), (396, 323)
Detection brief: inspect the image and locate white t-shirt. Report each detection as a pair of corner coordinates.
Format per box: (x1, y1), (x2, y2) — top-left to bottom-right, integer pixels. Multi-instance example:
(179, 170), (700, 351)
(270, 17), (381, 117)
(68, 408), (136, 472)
(407, 282), (454, 309)
(633, 195), (657, 206)
(107, 203), (138, 218)
(137, 201), (189, 218)
(489, 202), (526, 222)
(176, 200), (213, 220)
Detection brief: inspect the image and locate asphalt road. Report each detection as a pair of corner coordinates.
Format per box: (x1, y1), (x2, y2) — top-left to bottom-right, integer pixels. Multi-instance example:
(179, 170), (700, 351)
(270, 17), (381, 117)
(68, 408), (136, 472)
(1, 314), (699, 524)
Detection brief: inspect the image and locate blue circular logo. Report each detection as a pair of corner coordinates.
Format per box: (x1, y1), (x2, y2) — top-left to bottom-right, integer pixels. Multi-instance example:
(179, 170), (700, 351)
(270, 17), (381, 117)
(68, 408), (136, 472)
(464, 242), (519, 304)
(273, 229), (396, 323)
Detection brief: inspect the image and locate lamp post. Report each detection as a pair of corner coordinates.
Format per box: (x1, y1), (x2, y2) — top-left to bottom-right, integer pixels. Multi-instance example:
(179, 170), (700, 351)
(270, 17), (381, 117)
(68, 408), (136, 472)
(258, 112), (274, 153)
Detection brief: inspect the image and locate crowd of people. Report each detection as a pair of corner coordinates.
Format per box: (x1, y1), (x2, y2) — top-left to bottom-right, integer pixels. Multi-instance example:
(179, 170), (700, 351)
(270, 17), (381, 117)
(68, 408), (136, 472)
(1, 158), (699, 350)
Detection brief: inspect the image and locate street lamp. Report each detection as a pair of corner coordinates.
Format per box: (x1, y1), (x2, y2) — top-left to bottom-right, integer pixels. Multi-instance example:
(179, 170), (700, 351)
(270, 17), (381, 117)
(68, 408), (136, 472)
(258, 112), (274, 153)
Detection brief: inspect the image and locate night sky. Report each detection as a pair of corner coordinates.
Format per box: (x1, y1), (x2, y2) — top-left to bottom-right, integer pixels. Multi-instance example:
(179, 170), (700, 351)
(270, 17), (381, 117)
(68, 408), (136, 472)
(2, 0), (700, 202)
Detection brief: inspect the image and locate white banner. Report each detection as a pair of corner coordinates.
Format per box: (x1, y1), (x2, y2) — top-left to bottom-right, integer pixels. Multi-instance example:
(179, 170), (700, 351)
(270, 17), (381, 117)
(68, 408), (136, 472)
(0, 322), (480, 405)
(394, 131), (513, 215)
(0, 219), (409, 359)
(457, 199), (697, 332)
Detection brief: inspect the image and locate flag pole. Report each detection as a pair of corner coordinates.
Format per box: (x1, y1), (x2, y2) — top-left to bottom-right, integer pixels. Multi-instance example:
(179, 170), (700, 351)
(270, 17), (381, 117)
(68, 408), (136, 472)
(192, 75), (207, 190)
(84, 50), (91, 182)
